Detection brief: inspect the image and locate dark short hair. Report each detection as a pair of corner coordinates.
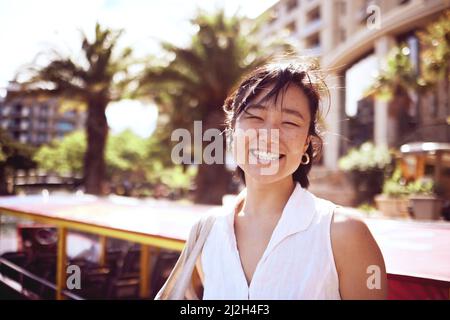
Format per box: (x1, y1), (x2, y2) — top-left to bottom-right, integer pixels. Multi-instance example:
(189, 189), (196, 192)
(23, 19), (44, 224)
(222, 59), (328, 188)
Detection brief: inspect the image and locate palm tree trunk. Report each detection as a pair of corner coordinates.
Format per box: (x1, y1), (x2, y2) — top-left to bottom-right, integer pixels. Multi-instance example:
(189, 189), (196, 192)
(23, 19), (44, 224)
(446, 66), (449, 116)
(83, 96), (109, 195)
(0, 166), (8, 195)
(446, 67), (450, 141)
(194, 162), (232, 204)
(194, 111), (232, 205)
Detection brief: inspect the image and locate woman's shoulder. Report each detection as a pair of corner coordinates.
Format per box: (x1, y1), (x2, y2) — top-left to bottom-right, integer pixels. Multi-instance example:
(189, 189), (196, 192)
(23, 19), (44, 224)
(330, 206), (387, 298)
(331, 206), (373, 250)
(331, 207), (371, 239)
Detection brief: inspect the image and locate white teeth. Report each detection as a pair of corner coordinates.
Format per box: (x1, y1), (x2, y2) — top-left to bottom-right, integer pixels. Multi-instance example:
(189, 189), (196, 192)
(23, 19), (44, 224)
(251, 149), (281, 161)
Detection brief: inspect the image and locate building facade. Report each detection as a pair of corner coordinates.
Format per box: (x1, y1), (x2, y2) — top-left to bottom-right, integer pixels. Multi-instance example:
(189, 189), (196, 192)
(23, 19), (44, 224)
(0, 96), (86, 146)
(256, 0), (450, 171)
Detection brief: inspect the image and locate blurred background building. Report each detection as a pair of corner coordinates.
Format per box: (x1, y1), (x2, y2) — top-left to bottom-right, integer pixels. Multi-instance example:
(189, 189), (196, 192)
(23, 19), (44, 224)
(0, 95), (85, 146)
(255, 0), (450, 204)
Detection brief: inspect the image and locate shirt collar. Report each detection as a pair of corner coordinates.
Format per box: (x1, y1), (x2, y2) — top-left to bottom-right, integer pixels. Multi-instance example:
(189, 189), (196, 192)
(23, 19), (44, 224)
(225, 182), (316, 261)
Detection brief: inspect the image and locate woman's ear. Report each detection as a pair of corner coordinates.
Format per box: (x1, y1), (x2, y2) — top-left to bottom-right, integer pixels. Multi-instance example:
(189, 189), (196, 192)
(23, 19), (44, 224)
(303, 136), (311, 154)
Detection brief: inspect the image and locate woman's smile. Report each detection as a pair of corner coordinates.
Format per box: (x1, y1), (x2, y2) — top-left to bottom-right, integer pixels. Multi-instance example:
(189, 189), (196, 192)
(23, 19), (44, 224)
(249, 148), (286, 165)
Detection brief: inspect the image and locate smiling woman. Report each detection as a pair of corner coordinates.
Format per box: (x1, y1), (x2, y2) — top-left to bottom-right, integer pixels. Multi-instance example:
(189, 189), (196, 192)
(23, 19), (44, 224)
(224, 59), (325, 188)
(157, 58), (388, 300)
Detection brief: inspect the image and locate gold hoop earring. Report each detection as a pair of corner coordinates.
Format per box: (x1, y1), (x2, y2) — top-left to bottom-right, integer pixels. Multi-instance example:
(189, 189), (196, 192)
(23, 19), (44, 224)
(301, 153), (310, 165)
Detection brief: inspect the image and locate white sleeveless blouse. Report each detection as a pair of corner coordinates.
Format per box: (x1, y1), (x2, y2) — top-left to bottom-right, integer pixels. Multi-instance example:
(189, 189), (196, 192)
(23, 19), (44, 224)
(200, 182), (342, 300)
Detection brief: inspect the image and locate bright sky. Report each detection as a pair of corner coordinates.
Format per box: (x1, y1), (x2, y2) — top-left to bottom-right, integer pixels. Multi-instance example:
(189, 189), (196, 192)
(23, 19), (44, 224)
(0, 0), (277, 137)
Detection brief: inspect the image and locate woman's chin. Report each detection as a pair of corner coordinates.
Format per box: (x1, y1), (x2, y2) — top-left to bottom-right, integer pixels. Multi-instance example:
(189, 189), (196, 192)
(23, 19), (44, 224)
(238, 155), (298, 184)
(243, 165), (286, 184)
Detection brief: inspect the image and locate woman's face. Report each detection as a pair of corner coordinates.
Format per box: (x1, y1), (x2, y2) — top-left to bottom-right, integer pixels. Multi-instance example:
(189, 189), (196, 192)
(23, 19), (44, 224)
(232, 83), (312, 185)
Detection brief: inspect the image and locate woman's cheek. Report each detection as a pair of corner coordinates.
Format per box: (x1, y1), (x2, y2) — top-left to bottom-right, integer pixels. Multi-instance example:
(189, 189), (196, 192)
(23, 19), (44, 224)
(282, 130), (308, 156)
(232, 119), (259, 164)
(231, 130), (248, 165)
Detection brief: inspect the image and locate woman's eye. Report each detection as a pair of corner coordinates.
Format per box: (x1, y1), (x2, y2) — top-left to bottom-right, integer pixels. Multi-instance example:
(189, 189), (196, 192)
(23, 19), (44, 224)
(246, 115), (263, 121)
(283, 121), (300, 127)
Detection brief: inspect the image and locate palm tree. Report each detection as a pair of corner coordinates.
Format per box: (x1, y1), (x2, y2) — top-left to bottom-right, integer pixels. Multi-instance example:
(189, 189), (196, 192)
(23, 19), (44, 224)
(366, 44), (419, 144)
(367, 44), (418, 103)
(417, 9), (450, 115)
(139, 10), (291, 204)
(5, 23), (136, 195)
(367, 10), (450, 143)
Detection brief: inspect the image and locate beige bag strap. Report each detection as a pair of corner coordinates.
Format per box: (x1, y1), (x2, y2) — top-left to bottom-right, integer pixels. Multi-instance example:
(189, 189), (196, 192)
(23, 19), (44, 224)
(154, 213), (217, 300)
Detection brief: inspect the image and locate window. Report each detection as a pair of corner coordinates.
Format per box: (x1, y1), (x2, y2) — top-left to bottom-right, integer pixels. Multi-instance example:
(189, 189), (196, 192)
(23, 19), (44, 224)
(286, 0), (298, 11)
(13, 103), (23, 116)
(306, 6), (321, 23)
(39, 103), (49, 118)
(38, 133), (47, 143)
(0, 105), (9, 116)
(306, 33), (320, 49)
(285, 21), (296, 34)
(39, 120), (47, 130)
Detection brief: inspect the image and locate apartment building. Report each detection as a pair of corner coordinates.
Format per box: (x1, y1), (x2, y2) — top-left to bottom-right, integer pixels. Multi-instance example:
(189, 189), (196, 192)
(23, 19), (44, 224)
(0, 96), (85, 146)
(256, 0), (450, 171)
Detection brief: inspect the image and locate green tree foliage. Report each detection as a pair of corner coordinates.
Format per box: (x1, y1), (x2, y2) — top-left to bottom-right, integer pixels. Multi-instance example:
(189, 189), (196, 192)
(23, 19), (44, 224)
(368, 10), (450, 105)
(33, 131), (85, 176)
(33, 129), (195, 196)
(418, 10), (450, 83)
(417, 9), (450, 110)
(366, 44), (417, 101)
(338, 142), (392, 172)
(0, 129), (36, 194)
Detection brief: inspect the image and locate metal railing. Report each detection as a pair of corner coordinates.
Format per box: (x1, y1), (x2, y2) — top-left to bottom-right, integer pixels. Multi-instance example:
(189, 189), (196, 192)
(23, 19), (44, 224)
(0, 257), (84, 300)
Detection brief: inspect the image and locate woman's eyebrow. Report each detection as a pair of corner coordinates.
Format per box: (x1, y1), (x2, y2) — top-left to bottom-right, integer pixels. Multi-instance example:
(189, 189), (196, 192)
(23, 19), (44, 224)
(244, 103), (305, 121)
(282, 108), (305, 121)
(246, 103), (306, 121)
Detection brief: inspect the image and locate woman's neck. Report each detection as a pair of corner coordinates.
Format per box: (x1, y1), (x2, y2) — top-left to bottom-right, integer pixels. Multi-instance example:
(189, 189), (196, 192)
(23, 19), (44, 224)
(238, 177), (296, 218)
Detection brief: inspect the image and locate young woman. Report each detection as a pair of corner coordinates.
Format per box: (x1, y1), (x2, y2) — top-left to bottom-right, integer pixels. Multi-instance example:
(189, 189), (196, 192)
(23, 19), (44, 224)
(196, 61), (387, 300)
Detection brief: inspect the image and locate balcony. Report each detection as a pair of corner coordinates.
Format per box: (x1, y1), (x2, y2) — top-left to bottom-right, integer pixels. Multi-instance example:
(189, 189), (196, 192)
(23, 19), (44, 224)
(300, 18), (322, 38)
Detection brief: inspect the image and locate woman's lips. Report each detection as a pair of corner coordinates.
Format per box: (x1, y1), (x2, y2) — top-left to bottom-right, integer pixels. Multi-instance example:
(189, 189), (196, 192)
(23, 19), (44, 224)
(249, 149), (285, 164)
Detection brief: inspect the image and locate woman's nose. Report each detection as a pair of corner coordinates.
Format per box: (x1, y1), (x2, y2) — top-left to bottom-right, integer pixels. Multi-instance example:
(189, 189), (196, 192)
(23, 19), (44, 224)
(260, 116), (281, 133)
(256, 126), (280, 151)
